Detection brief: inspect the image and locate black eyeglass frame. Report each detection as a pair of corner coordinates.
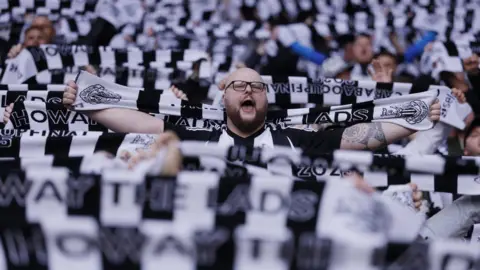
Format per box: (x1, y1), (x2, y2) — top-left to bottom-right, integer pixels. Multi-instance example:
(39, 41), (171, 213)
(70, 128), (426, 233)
(225, 80), (267, 93)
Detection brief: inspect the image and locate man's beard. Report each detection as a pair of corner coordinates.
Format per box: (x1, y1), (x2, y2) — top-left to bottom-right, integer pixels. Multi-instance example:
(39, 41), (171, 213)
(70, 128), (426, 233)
(227, 106), (266, 134)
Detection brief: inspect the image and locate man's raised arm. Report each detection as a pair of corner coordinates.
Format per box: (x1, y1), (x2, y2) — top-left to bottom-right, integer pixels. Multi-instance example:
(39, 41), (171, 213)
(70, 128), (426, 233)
(340, 122), (411, 151)
(340, 100), (441, 151)
(63, 81), (164, 134)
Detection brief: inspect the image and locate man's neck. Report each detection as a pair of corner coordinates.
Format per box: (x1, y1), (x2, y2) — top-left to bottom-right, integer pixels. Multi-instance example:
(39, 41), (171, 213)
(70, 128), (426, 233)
(226, 119), (265, 138)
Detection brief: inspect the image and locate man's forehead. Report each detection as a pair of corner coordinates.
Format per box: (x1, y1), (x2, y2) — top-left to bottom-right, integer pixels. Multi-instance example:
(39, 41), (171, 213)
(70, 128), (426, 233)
(226, 68), (263, 83)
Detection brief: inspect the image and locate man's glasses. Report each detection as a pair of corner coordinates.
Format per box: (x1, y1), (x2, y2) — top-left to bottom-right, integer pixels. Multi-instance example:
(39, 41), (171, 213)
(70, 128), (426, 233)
(226, 80), (267, 93)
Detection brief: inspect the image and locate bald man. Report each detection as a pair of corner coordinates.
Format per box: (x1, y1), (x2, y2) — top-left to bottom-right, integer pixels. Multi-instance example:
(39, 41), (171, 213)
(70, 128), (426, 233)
(63, 68), (441, 152)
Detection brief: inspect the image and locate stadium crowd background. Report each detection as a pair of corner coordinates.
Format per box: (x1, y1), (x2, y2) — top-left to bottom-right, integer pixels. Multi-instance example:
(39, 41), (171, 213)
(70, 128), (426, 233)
(0, 0), (480, 269)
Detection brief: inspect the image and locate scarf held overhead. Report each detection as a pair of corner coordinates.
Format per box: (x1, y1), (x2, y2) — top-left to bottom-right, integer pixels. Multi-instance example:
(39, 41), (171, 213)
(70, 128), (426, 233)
(72, 71), (437, 130)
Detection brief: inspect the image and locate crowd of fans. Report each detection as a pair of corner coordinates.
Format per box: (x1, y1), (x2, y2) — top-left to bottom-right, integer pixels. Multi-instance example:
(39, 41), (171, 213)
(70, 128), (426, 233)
(1, 0), (480, 267)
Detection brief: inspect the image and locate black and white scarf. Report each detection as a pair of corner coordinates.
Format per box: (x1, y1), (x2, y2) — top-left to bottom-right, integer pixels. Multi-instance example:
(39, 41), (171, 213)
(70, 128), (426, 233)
(64, 70), (437, 130)
(22, 66), (177, 90)
(0, 70), (470, 129)
(0, 46), (211, 84)
(1, 134), (479, 195)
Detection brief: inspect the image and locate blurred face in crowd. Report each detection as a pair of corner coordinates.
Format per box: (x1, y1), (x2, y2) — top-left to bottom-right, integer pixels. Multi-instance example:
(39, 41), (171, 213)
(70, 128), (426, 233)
(465, 127), (480, 156)
(32, 16), (55, 43)
(353, 35), (373, 65)
(223, 68), (268, 135)
(32, 16), (52, 29)
(443, 72), (469, 92)
(23, 27), (44, 47)
(376, 54), (397, 74)
(343, 42), (355, 62)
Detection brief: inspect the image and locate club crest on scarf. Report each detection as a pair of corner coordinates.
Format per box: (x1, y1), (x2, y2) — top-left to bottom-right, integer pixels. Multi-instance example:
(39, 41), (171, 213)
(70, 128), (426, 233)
(79, 84), (121, 105)
(380, 100), (429, 124)
(0, 134), (12, 148)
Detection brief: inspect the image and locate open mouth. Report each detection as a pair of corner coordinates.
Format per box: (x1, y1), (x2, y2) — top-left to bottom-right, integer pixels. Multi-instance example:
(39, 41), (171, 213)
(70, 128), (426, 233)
(241, 100), (255, 113)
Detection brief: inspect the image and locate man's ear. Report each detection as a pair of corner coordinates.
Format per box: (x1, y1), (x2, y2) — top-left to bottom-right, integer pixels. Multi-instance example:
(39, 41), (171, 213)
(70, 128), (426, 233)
(218, 78), (227, 90)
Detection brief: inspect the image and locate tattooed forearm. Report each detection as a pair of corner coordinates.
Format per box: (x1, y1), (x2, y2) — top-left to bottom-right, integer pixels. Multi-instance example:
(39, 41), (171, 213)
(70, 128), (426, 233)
(372, 123), (387, 144)
(342, 124), (370, 146)
(342, 123), (387, 150)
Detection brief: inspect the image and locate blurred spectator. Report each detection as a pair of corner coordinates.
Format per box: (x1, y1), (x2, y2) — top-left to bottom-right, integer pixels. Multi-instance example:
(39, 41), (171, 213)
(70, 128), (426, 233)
(23, 26), (46, 47)
(7, 16), (56, 59)
(374, 51), (398, 76)
(31, 16), (56, 43)
(463, 118), (480, 156)
(337, 34), (356, 63)
(351, 34), (374, 80)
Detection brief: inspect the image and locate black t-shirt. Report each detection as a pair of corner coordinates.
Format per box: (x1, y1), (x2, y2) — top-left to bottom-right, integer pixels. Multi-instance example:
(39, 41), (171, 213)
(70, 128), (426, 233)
(164, 122), (345, 153)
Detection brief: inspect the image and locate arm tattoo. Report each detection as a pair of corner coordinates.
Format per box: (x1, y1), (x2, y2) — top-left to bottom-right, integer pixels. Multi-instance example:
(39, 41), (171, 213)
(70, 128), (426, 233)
(342, 123), (387, 150)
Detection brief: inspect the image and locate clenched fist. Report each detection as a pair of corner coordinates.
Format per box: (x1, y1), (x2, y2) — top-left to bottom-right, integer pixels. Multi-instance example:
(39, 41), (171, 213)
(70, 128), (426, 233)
(63, 81), (78, 110)
(121, 131), (182, 176)
(7, 44), (23, 59)
(170, 85), (188, 101)
(429, 99), (441, 122)
(2, 103), (13, 124)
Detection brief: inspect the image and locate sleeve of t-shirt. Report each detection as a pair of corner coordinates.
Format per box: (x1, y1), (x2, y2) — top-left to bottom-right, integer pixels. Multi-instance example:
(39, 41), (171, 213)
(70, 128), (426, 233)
(284, 127), (345, 153)
(163, 122), (213, 141)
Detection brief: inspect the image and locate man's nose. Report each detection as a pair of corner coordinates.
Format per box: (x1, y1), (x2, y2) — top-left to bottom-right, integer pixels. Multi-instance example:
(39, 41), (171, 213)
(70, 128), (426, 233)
(244, 84), (253, 94)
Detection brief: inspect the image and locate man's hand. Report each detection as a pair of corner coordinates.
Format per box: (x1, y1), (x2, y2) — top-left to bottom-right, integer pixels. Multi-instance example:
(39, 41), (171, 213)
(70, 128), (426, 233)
(343, 171), (375, 194)
(170, 85), (188, 101)
(7, 44), (23, 59)
(389, 32), (404, 54)
(429, 99), (441, 122)
(123, 131), (182, 176)
(2, 103), (13, 124)
(463, 54), (479, 75)
(256, 42), (266, 56)
(368, 59), (393, 83)
(218, 78), (227, 91)
(451, 87), (466, 104)
(83, 65), (97, 75)
(62, 81), (78, 110)
(424, 42), (434, 52)
(409, 183), (423, 211)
